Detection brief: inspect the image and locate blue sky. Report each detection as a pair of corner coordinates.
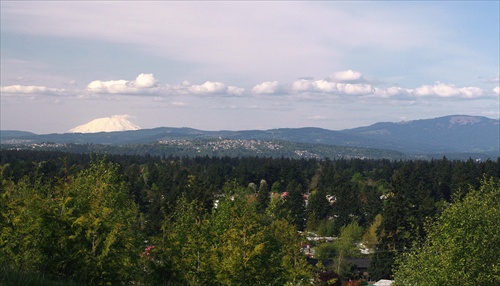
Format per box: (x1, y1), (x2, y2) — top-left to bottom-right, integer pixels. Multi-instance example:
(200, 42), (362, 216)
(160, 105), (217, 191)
(1, 1), (498, 134)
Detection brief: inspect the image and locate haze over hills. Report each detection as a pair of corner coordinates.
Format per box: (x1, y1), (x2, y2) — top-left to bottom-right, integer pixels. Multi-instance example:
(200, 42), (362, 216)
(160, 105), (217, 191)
(1, 115), (499, 159)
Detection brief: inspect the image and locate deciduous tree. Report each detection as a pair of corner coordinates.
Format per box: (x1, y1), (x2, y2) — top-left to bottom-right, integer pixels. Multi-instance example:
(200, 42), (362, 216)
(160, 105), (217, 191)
(393, 177), (500, 285)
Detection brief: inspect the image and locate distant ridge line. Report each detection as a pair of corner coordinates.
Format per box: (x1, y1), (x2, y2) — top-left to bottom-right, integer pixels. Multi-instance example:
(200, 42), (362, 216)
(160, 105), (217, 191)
(1, 115), (498, 158)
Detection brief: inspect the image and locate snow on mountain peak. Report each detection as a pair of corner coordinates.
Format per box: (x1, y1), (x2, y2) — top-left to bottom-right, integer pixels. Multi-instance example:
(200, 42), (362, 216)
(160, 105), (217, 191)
(68, 115), (140, 133)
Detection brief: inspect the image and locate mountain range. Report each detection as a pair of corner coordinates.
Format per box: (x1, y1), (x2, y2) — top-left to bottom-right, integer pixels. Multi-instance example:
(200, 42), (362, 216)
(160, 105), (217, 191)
(1, 115), (499, 159)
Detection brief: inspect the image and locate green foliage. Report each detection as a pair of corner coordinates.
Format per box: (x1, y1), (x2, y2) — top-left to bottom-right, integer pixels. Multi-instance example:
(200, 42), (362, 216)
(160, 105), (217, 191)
(267, 219), (313, 284)
(145, 185), (312, 285)
(283, 180), (306, 229)
(333, 222), (364, 277)
(266, 191), (287, 220)
(393, 177), (500, 285)
(336, 222), (364, 255)
(0, 177), (44, 272)
(317, 219), (336, 236)
(306, 188), (332, 231)
(361, 214), (382, 252)
(316, 242), (337, 260)
(257, 179), (270, 212)
(211, 192), (269, 285)
(50, 159), (141, 284)
(0, 266), (82, 286)
(370, 162), (444, 280)
(1, 150), (499, 284)
(145, 196), (212, 285)
(0, 158), (142, 285)
(315, 222), (365, 279)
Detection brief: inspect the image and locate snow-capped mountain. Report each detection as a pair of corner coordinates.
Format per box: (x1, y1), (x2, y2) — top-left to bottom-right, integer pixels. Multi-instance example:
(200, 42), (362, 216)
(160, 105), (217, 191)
(68, 115), (140, 133)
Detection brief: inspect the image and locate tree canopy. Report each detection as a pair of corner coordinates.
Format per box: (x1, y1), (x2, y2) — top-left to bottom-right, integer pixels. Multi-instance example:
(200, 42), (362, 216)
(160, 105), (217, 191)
(1, 150), (498, 285)
(393, 177), (500, 285)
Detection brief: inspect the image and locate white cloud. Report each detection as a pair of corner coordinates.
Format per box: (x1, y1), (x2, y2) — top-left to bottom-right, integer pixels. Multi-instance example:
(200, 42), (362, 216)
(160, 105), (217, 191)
(373, 83), (491, 100)
(3, 70), (496, 103)
(291, 79), (315, 93)
(227, 86), (245, 96)
(188, 81), (227, 94)
(252, 81), (281, 95)
(314, 80), (338, 93)
(336, 83), (374, 95)
(133, 73), (158, 88)
(292, 79), (337, 93)
(291, 71), (374, 96)
(288, 72), (497, 100)
(384, 86), (413, 98)
(0, 85), (68, 96)
(186, 81), (244, 96)
(329, 70), (363, 82)
(3, 74), (246, 98)
(87, 80), (129, 93)
(87, 73), (159, 94)
(458, 87), (483, 98)
(413, 82), (483, 98)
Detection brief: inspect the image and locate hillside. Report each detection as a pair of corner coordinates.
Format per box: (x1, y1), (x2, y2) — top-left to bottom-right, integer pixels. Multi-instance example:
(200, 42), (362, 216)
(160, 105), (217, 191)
(0, 130), (36, 138)
(342, 115), (499, 154)
(1, 115), (498, 159)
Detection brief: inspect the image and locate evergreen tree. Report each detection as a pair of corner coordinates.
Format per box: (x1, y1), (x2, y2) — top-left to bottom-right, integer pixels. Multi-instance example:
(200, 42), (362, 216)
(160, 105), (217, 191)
(370, 167), (417, 280)
(257, 179), (270, 213)
(284, 180), (306, 229)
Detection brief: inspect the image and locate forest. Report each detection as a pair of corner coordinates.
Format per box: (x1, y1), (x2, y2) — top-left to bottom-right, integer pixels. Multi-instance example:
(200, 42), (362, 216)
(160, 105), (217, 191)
(1, 149), (498, 285)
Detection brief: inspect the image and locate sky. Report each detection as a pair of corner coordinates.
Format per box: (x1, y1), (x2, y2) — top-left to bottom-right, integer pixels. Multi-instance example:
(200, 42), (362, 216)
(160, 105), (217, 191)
(1, 1), (499, 134)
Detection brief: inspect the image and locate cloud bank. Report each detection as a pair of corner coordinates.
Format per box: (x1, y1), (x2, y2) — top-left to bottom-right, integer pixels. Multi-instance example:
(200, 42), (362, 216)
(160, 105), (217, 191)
(2, 71), (498, 102)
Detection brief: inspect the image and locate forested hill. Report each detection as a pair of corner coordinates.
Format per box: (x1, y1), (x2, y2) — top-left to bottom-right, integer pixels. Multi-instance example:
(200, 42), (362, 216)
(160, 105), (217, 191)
(1, 115), (498, 158)
(342, 115), (499, 154)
